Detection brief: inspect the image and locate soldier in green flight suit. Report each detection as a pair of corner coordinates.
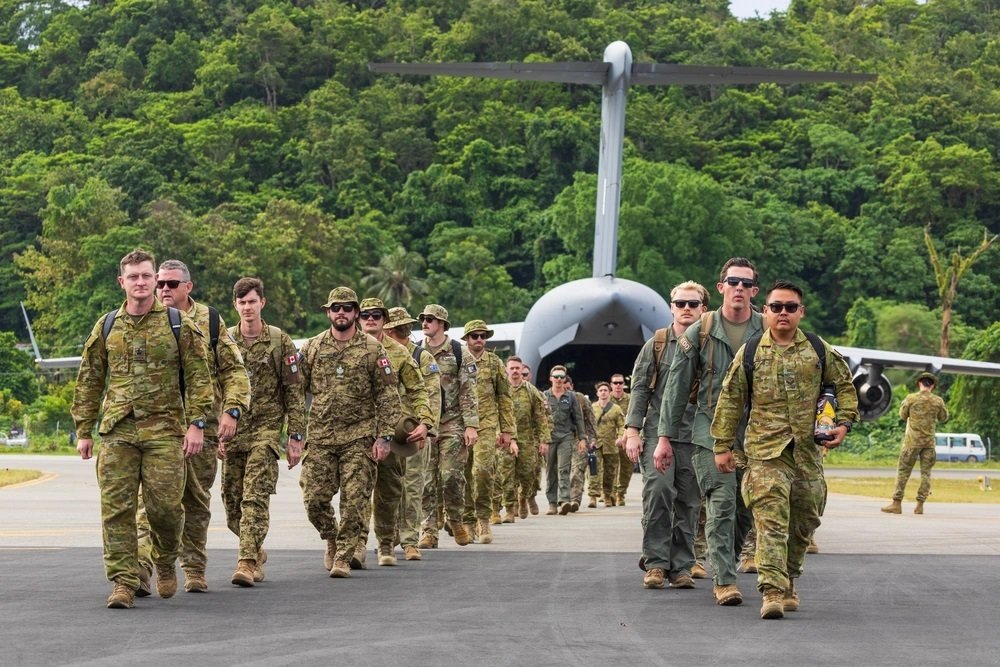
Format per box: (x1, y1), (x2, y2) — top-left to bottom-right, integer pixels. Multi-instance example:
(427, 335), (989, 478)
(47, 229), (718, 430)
(72, 249), (215, 609)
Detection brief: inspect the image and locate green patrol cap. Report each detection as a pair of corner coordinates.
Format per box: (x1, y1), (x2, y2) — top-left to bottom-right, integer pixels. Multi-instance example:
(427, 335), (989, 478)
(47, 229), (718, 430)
(390, 415), (422, 458)
(419, 304), (449, 327)
(322, 286), (359, 310)
(385, 307), (418, 329)
(359, 297), (389, 317)
(462, 319), (494, 340)
(918, 371), (938, 384)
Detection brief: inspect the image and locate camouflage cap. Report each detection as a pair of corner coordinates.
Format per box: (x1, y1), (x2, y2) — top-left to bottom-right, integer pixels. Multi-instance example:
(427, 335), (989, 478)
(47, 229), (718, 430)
(390, 415), (421, 458)
(359, 297), (389, 317)
(462, 319), (494, 340)
(321, 286), (359, 310)
(419, 304), (449, 327)
(385, 307), (418, 329)
(918, 371), (938, 384)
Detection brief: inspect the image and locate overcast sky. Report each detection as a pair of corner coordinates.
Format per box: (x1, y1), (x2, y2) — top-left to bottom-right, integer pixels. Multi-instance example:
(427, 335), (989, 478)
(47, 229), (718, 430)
(729, 0), (792, 18)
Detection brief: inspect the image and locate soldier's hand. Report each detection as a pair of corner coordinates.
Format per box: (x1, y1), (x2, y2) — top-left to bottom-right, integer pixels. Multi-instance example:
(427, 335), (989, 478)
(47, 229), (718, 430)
(653, 438), (673, 473)
(184, 426), (204, 458)
(510, 441), (519, 457)
(577, 439), (587, 455)
(715, 450), (736, 474)
(406, 423), (429, 443)
(217, 413), (238, 442)
(498, 432), (512, 449)
(538, 442), (549, 457)
(615, 435), (626, 449)
(625, 433), (644, 463)
(371, 439), (391, 462)
(825, 425), (849, 449)
(77, 438), (94, 460)
(287, 439), (303, 468)
(217, 440), (226, 460)
(464, 427), (478, 448)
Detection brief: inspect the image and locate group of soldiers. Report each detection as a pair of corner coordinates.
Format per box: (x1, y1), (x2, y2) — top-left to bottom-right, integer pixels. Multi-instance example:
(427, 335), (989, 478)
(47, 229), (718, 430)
(75, 249), (884, 621)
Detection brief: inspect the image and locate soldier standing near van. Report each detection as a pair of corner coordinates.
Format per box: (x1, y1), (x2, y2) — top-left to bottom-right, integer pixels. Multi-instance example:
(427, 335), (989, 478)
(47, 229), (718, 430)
(881, 372), (949, 515)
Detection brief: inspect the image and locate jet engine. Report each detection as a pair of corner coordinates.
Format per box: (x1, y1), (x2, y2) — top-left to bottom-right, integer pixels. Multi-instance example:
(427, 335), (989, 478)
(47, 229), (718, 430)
(852, 367), (893, 421)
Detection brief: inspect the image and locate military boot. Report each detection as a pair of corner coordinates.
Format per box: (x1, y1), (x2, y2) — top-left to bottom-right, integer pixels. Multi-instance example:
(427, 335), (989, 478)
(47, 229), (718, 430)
(477, 518), (494, 544)
(136, 563), (153, 598)
(378, 545), (397, 566)
(403, 545), (422, 561)
(588, 496), (598, 508)
(881, 499), (902, 514)
(546, 503), (559, 515)
(155, 563), (177, 599)
(502, 506), (516, 523)
(254, 548), (267, 582)
(465, 522), (478, 543)
(527, 497), (539, 515)
(738, 555), (757, 574)
(329, 560), (351, 578)
(713, 583), (743, 606)
(617, 493), (626, 507)
(184, 571), (208, 593)
(806, 538), (820, 554)
(324, 539), (337, 570)
(450, 521), (472, 546)
(760, 586), (785, 619)
(914, 500), (925, 515)
(231, 559), (256, 587)
(783, 579), (800, 612)
(691, 562), (708, 579)
(417, 530), (438, 550)
(350, 545), (367, 570)
(517, 495), (528, 519)
(489, 510), (502, 525)
(106, 580), (135, 609)
(643, 568), (665, 589)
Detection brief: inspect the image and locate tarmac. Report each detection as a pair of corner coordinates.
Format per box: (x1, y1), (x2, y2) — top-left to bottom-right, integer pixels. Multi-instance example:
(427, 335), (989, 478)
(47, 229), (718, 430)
(2, 454), (999, 666)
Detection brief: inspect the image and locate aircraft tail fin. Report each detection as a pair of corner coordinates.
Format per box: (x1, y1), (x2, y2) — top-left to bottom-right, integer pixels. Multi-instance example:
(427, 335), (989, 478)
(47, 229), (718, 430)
(20, 301), (42, 362)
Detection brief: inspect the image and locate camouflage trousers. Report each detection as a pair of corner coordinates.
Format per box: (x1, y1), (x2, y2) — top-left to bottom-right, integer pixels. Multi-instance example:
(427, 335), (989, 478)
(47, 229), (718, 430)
(892, 447), (936, 502)
(615, 446), (633, 498)
(588, 448), (619, 499)
(222, 444), (279, 561)
(494, 446), (515, 510)
(504, 441), (539, 508)
(742, 443), (826, 592)
(300, 439), (376, 564)
(98, 427), (185, 590)
(534, 450), (544, 494)
(421, 431), (470, 532)
(569, 445), (588, 505)
(464, 426), (498, 522)
(545, 434), (575, 505)
(137, 439), (218, 575)
(363, 450), (405, 548)
(398, 438), (430, 547)
(692, 447), (753, 586)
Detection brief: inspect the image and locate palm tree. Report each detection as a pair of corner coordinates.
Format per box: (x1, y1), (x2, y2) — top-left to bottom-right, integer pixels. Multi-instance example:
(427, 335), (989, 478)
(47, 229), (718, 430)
(361, 246), (428, 308)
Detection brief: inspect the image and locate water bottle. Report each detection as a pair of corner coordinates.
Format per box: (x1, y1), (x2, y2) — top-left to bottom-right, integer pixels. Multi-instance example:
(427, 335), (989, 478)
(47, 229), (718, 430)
(587, 448), (598, 475)
(814, 385), (838, 445)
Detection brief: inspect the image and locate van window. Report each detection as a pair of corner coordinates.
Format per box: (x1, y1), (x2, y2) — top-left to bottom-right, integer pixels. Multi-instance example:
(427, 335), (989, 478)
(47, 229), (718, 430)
(949, 437), (965, 448)
(936, 436), (947, 447)
(971, 438), (984, 450)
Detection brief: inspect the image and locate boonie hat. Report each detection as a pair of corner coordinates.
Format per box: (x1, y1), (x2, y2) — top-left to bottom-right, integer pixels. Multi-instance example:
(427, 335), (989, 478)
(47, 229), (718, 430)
(462, 319), (495, 340)
(385, 307), (418, 329)
(917, 371), (937, 384)
(390, 415), (422, 458)
(359, 297), (389, 317)
(322, 286), (359, 310)
(419, 304), (449, 327)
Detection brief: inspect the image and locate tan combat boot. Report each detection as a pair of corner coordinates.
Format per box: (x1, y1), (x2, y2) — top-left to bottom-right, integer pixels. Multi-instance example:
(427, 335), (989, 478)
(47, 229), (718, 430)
(643, 568), (665, 589)
(403, 545), (422, 561)
(324, 538), (337, 570)
(881, 499), (902, 514)
(136, 562), (153, 598)
(231, 559), (256, 587)
(155, 563), (177, 599)
(760, 586), (785, 619)
(668, 572), (696, 589)
(489, 510), (502, 525)
(417, 530), (437, 549)
(588, 496), (598, 508)
(478, 518), (494, 544)
(254, 548), (267, 582)
(604, 494), (615, 507)
(517, 495), (528, 519)
(450, 521), (472, 546)
(502, 506), (516, 523)
(465, 522), (478, 543)
(546, 503), (559, 515)
(691, 562), (708, 579)
(914, 500), (925, 515)
(378, 545), (397, 566)
(350, 544), (367, 570)
(106, 580), (135, 609)
(783, 579), (800, 612)
(713, 583), (743, 606)
(184, 571), (208, 593)
(806, 538), (820, 554)
(617, 493), (626, 507)
(738, 555), (758, 573)
(527, 497), (539, 515)
(329, 560), (351, 578)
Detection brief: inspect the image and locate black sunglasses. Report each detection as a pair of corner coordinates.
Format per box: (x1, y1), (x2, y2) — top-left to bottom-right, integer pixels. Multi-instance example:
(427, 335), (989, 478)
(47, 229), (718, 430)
(156, 280), (183, 289)
(467, 332), (488, 340)
(359, 311), (384, 320)
(611, 381), (624, 385)
(419, 315), (438, 323)
(766, 302), (801, 314)
(672, 299), (702, 309)
(329, 304), (355, 313)
(724, 277), (755, 288)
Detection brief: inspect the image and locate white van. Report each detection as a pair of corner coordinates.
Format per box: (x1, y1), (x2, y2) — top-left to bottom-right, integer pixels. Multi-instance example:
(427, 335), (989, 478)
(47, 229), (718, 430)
(935, 433), (987, 463)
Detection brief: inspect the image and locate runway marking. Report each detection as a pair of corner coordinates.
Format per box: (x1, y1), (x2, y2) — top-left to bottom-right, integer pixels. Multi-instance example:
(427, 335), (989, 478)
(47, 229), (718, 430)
(0, 546), (65, 551)
(0, 471), (59, 490)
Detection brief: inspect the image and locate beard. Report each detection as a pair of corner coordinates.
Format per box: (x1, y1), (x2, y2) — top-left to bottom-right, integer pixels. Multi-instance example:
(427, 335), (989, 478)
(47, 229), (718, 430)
(332, 317), (356, 332)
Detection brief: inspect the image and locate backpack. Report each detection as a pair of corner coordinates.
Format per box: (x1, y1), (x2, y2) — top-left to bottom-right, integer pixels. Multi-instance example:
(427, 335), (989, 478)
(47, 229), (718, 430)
(228, 324), (285, 380)
(650, 311), (715, 406)
(741, 331), (827, 406)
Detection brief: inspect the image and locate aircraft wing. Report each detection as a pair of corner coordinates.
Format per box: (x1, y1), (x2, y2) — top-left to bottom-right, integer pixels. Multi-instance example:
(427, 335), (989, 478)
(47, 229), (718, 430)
(834, 345), (1000, 377)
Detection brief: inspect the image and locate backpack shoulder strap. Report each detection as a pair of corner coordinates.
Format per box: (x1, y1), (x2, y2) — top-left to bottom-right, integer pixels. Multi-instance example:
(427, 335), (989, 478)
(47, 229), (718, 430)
(268, 325), (284, 375)
(412, 343), (423, 367)
(166, 307), (182, 345)
(101, 309), (118, 341)
(805, 331), (826, 380)
(743, 333), (764, 400)
(648, 327), (669, 389)
(207, 306), (220, 348)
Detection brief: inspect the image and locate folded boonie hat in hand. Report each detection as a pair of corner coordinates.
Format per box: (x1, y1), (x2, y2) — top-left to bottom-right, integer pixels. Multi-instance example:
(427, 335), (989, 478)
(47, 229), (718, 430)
(390, 416), (422, 458)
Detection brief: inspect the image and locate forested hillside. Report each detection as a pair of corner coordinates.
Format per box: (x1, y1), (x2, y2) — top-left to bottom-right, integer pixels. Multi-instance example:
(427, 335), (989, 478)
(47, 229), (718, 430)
(1, 0), (999, 441)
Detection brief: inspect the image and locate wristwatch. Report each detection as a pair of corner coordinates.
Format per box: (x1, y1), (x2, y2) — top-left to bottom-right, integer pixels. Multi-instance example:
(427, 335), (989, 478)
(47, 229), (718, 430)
(191, 419), (206, 430)
(836, 421), (853, 433)
(289, 433), (304, 442)
(225, 408), (241, 420)
(379, 436), (393, 445)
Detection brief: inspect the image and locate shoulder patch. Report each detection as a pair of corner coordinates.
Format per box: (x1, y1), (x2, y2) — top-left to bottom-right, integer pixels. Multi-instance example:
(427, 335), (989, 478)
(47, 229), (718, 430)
(466, 363), (478, 374)
(428, 363), (440, 373)
(678, 336), (693, 352)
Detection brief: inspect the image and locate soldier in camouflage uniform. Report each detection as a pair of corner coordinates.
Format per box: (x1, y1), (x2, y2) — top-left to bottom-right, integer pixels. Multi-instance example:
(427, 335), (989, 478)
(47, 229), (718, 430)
(72, 249), (214, 609)
(299, 287), (403, 578)
(589, 382), (624, 507)
(609, 374), (632, 505)
(566, 376), (597, 512)
(543, 366), (586, 515)
(521, 363), (545, 513)
(385, 308), (441, 561)
(504, 356), (551, 519)
(712, 280), (858, 619)
(224, 277), (306, 587)
(358, 298), (434, 567)
(882, 372), (949, 515)
(661, 258), (763, 607)
(417, 304), (480, 547)
(136, 259), (250, 595)
(460, 320), (516, 541)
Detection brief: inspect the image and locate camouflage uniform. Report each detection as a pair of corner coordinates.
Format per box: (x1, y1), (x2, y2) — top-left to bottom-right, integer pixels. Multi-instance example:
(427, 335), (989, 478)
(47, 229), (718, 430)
(420, 337), (479, 536)
(137, 298), (250, 579)
(543, 389), (585, 506)
(611, 392), (632, 501)
(462, 348), (515, 523)
(223, 322), (305, 562)
(508, 382), (551, 510)
(626, 329), (699, 579)
(712, 328), (858, 593)
(662, 309), (763, 586)
(589, 400), (624, 501)
(72, 299), (214, 591)
(569, 391), (598, 506)
(399, 337), (441, 549)
(892, 390), (949, 502)
(299, 325), (402, 565)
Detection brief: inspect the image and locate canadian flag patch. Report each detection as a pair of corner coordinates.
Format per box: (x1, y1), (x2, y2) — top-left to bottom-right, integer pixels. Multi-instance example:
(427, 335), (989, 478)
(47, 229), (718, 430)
(287, 354), (298, 365)
(377, 357), (390, 368)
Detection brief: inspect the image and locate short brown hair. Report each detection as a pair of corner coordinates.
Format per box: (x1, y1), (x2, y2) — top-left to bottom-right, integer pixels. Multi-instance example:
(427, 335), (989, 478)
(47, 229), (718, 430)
(233, 277), (264, 301)
(119, 249), (155, 275)
(719, 257), (758, 286)
(507, 355), (523, 364)
(596, 381), (611, 391)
